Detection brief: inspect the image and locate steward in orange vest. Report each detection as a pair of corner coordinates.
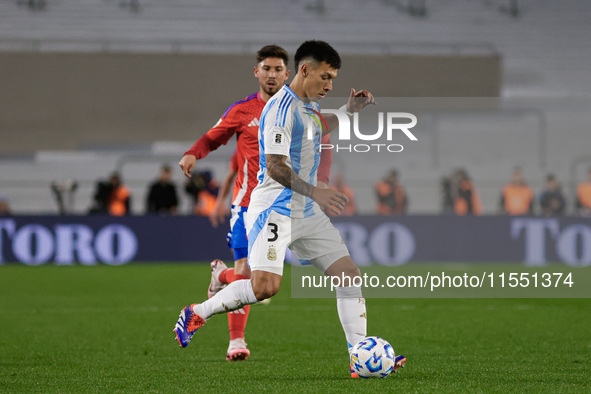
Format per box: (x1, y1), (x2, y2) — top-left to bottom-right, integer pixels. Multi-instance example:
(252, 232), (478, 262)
(375, 170), (407, 215)
(576, 168), (591, 216)
(453, 170), (482, 216)
(499, 168), (533, 215)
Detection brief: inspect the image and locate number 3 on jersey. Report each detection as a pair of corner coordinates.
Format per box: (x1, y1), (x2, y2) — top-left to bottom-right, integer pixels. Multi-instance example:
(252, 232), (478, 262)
(268, 223), (279, 242)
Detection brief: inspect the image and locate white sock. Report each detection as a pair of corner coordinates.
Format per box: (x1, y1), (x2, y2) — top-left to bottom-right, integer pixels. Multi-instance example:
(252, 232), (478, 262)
(193, 279), (258, 320)
(336, 286), (367, 353)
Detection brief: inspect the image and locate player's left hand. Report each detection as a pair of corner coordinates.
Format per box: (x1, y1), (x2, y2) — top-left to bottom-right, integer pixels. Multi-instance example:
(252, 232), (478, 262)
(313, 188), (349, 216)
(346, 88), (376, 113)
(209, 203), (227, 228)
(316, 181), (330, 212)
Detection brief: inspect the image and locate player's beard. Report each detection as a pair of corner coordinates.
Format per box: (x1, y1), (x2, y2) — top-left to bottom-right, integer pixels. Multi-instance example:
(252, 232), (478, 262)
(262, 82), (281, 97)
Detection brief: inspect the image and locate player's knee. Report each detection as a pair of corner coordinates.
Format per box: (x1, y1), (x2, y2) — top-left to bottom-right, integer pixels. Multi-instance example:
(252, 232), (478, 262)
(343, 264), (361, 279)
(251, 273), (281, 300)
(325, 256), (361, 281)
(252, 282), (278, 300)
(255, 287), (277, 300)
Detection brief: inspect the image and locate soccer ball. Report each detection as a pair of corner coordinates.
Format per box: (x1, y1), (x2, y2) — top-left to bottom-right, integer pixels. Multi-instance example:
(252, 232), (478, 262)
(350, 336), (396, 378)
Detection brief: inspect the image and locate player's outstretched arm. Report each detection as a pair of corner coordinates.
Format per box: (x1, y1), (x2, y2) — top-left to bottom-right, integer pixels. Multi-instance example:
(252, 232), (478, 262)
(346, 88), (376, 112)
(266, 154), (348, 215)
(209, 166), (238, 227)
(179, 155), (197, 178)
(180, 105), (242, 177)
(322, 88), (376, 135)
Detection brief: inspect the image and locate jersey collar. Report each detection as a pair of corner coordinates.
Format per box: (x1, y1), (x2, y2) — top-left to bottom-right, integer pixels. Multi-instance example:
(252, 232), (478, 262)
(284, 85), (301, 102)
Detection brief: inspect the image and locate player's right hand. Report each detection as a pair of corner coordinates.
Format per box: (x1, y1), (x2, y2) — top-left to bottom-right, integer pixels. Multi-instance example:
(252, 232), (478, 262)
(313, 188), (349, 215)
(179, 155), (197, 178)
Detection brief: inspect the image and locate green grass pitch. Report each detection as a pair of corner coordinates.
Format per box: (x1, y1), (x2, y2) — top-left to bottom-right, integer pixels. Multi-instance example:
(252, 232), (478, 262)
(1, 264), (589, 392)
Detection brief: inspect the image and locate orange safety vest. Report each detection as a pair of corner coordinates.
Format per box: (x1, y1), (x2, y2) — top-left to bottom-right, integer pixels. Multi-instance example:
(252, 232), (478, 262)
(194, 190), (217, 216)
(108, 186), (130, 216)
(502, 184), (533, 215)
(577, 182), (591, 209)
(454, 180), (482, 216)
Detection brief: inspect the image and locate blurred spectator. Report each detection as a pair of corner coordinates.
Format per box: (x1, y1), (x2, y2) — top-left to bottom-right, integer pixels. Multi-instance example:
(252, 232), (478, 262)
(375, 169), (407, 215)
(146, 165), (179, 215)
(576, 167), (591, 216)
(328, 173), (356, 216)
(498, 168), (534, 215)
(89, 180), (110, 214)
(107, 173), (131, 216)
(0, 197), (11, 216)
(90, 173), (131, 216)
(185, 170), (219, 216)
(441, 176), (454, 214)
(453, 169), (482, 216)
(539, 174), (565, 217)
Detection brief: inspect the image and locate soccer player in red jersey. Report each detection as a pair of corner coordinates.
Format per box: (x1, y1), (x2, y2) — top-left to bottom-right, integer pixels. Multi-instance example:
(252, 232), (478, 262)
(178, 45), (333, 361)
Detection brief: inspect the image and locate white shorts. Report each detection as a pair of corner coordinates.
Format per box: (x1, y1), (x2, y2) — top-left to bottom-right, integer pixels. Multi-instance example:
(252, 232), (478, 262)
(245, 210), (350, 276)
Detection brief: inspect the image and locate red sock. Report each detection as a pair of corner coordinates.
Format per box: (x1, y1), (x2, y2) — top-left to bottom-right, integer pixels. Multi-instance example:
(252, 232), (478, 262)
(219, 268), (231, 284)
(226, 270), (249, 284)
(227, 272), (250, 340)
(229, 304), (251, 340)
(219, 268), (250, 285)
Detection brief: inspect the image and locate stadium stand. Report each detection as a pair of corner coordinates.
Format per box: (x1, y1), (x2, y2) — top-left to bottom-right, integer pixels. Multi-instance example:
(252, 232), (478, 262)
(0, 0), (589, 96)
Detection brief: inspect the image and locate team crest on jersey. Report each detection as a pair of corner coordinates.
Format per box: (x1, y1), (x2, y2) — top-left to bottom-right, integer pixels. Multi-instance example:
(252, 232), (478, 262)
(267, 245), (277, 261)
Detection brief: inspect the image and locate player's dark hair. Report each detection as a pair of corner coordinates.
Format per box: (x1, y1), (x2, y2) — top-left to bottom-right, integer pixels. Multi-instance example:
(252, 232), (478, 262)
(294, 40), (341, 72)
(256, 45), (289, 66)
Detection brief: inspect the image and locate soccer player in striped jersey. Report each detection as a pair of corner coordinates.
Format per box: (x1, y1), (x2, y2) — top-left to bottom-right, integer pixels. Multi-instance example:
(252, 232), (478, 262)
(174, 40), (405, 376)
(178, 45), (332, 361)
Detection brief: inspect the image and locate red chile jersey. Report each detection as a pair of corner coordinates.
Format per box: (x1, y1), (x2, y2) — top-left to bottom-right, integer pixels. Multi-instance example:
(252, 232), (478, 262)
(185, 92), (332, 208)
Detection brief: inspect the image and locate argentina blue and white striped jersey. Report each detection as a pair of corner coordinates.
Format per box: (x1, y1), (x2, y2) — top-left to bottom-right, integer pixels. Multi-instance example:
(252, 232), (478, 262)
(248, 85), (323, 219)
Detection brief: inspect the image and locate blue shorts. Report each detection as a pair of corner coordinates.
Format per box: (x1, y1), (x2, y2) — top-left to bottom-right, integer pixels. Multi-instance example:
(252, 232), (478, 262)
(227, 205), (248, 260)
